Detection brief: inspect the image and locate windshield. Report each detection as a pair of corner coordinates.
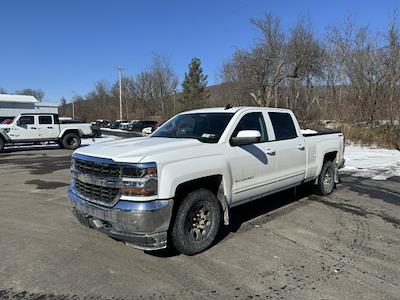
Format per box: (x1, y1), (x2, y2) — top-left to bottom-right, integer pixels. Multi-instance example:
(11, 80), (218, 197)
(152, 113), (234, 143)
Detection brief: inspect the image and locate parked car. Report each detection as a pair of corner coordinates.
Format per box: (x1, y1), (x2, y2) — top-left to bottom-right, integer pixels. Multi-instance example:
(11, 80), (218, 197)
(68, 106), (344, 255)
(127, 120), (158, 132)
(109, 120), (127, 129)
(120, 120), (138, 131)
(0, 113), (93, 152)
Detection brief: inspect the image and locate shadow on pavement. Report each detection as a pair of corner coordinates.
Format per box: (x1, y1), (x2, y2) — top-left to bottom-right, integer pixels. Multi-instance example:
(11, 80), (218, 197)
(149, 183), (315, 258)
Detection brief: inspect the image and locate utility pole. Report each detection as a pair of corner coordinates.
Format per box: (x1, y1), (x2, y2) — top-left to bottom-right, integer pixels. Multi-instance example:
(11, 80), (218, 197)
(114, 66), (124, 120)
(71, 90), (75, 119)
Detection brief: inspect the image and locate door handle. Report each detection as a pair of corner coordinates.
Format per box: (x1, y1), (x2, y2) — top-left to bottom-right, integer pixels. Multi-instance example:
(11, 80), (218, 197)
(31, 127), (37, 130)
(47, 127), (53, 129)
(265, 149), (276, 155)
(297, 144), (305, 150)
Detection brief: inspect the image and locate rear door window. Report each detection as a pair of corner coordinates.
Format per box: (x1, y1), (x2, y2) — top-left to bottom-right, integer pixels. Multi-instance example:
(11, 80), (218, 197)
(268, 112), (297, 140)
(39, 116), (53, 124)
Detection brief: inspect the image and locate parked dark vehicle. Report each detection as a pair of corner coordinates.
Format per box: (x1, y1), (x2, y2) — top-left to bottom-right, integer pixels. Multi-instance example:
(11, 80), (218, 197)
(94, 119), (110, 128)
(110, 120), (127, 129)
(128, 120), (158, 132)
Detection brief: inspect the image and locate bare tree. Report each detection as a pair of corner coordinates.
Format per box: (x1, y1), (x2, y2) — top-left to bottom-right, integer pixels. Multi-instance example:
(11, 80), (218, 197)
(325, 17), (354, 118)
(152, 54), (178, 117)
(15, 88), (45, 101)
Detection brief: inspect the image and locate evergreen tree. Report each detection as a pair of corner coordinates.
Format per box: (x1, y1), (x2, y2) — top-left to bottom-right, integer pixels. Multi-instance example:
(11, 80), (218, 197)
(60, 97), (67, 106)
(182, 57), (208, 108)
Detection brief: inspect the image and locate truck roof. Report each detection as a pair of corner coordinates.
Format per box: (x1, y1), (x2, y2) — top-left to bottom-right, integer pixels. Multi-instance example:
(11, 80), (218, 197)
(181, 106), (292, 114)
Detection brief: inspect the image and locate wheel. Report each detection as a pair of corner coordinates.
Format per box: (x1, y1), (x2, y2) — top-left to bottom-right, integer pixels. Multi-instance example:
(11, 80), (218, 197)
(315, 160), (335, 196)
(62, 133), (81, 150)
(171, 188), (221, 255)
(0, 138), (4, 152)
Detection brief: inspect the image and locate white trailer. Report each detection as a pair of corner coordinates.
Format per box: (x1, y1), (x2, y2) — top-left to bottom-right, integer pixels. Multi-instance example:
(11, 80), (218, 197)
(0, 94), (58, 123)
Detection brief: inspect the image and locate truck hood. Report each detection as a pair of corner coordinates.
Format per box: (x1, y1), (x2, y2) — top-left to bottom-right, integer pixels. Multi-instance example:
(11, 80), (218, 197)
(74, 137), (204, 163)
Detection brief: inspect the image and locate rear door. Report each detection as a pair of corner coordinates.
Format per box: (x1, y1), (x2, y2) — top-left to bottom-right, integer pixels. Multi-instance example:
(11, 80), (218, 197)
(37, 115), (59, 139)
(227, 111), (278, 205)
(265, 112), (306, 188)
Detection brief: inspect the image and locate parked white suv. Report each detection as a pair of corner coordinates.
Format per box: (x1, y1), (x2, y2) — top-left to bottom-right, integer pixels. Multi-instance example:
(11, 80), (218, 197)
(0, 113), (93, 152)
(68, 107), (344, 255)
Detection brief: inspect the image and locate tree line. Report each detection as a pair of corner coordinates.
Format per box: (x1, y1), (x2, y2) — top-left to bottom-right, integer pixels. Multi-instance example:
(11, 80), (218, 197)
(5, 12), (400, 147)
(59, 12), (400, 129)
(59, 55), (208, 122)
(0, 87), (45, 101)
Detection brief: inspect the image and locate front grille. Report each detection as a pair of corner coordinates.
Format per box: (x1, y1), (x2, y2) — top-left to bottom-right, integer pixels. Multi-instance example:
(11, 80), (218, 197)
(74, 158), (120, 178)
(75, 179), (119, 205)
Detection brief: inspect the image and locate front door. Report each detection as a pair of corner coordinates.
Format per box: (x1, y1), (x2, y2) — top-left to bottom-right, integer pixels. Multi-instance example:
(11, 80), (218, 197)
(227, 112), (278, 205)
(11, 115), (39, 141)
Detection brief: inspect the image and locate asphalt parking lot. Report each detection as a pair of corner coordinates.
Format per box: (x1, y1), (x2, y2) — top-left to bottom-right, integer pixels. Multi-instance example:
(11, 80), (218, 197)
(0, 147), (399, 300)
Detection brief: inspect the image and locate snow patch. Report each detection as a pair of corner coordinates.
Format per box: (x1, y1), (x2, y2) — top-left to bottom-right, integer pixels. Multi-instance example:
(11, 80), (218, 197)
(340, 145), (400, 181)
(301, 129), (318, 134)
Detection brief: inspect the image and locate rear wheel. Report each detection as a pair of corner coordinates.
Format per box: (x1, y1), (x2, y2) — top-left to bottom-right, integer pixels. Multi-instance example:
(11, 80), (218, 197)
(171, 188), (221, 255)
(62, 133), (81, 150)
(315, 160), (335, 196)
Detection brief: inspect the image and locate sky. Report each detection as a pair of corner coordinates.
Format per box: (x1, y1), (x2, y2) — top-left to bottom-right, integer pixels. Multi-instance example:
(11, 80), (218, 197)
(0, 0), (399, 103)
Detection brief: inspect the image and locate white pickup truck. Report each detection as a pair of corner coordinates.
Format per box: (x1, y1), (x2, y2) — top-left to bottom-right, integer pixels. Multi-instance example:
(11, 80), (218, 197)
(0, 113), (93, 152)
(68, 107), (344, 255)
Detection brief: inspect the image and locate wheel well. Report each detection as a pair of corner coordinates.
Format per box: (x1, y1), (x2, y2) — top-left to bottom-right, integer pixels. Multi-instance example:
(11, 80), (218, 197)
(324, 151), (337, 163)
(61, 129), (80, 138)
(172, 175), (229, 226)
(175, 175), (222, 200)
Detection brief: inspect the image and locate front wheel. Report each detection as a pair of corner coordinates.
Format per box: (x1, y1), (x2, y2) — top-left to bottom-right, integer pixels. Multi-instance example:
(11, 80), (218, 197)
(171, 188), (221, 255)
(62, 133), (81, 150)
(315, 160), (335, 196)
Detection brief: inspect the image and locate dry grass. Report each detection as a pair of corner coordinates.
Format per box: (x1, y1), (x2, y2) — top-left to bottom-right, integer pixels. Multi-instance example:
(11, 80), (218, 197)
(339, 124), (400, 150)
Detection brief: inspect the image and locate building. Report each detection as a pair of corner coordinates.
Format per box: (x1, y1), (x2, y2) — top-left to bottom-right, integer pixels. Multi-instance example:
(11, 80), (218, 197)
(0, 94), (58, 123)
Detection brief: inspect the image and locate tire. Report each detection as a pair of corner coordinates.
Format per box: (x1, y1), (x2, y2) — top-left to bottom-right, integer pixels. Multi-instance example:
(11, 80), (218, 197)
(171, 188), (221, 255)
(315, 160), (335, 196)
(62, 133), (81, 150)
(0, 138), (4, 152)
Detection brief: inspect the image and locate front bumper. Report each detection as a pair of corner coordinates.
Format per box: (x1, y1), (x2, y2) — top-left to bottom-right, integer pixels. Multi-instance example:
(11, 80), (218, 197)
(68, 188), (173, 250)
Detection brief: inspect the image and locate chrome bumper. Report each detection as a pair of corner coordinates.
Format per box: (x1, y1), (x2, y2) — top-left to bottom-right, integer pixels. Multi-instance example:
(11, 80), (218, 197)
(68, 187), (173, 250)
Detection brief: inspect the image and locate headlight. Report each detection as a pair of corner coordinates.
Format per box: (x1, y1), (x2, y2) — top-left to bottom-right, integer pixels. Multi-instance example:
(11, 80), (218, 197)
(71, 158), (76, 170)
(121, 163), (157, 196)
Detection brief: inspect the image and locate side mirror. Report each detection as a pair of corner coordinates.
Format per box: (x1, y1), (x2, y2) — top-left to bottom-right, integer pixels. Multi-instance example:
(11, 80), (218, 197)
(230, 130), (261, 146)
